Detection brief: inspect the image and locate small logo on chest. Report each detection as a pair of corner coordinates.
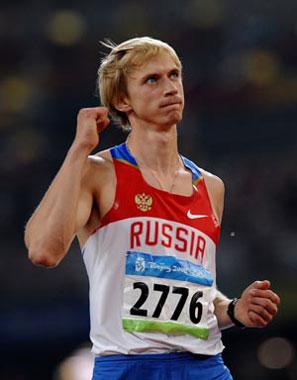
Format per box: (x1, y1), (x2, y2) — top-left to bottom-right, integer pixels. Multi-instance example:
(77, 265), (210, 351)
(187, 210), (209, 220)
(135, 193), (153, 212)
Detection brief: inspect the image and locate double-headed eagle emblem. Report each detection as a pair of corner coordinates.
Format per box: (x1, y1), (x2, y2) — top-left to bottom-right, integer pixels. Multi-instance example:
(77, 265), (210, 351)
(134, 193), (153, 212)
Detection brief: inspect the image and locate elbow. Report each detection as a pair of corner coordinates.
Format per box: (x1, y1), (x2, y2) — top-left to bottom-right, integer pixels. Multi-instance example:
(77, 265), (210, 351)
(25, 230), (67, 268)
(28, 245), (63, 268)
(28, 250), (59, 268)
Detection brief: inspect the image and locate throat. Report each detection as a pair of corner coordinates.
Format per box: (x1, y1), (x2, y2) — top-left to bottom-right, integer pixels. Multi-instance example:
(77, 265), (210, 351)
(126, 127), (179, 171)
(125, 136), (186, 193)
(142, 167), (179, 193)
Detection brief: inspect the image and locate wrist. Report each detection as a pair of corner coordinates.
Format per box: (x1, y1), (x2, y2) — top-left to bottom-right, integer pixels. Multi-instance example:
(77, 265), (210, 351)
(227, 298), (246, 329)
(68, 141), (93, 158)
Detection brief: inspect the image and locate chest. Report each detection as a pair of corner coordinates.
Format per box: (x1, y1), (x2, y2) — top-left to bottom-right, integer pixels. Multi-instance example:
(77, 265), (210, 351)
(95, 164), (194, 219)
(140, 167), (193, 196)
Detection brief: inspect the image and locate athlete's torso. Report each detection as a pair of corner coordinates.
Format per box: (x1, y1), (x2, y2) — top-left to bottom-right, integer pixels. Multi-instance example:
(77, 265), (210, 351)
(82, 143), (224, 356)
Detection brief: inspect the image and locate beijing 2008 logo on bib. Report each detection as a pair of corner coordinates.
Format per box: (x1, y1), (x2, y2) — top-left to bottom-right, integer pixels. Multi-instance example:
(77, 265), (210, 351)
(135, 256), (145, 272)
(134, 193), (153, 212)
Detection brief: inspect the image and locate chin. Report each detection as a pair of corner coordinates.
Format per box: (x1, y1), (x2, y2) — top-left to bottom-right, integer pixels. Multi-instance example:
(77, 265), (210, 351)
(146, 111), (183, 128)
(165, 111), (183, 125)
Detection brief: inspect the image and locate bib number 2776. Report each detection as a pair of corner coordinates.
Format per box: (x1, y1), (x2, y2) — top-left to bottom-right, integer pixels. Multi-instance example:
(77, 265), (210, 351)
(130, 282), (203, 324)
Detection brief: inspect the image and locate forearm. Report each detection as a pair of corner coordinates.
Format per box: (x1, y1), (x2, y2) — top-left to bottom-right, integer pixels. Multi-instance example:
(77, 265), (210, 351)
(25, 143), (90, 266)
(213, 290), (233, 329)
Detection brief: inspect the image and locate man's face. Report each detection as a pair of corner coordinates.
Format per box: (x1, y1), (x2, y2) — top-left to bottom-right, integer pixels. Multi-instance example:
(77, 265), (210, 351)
(123, 52), (184, 128)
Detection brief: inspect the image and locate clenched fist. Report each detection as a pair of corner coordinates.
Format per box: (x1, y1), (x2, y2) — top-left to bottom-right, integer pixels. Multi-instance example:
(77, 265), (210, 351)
(74, 107), (110, 152)
(235, 280), (280, 328)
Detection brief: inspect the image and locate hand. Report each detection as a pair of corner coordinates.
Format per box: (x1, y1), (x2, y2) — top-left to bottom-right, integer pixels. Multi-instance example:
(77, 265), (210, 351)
(74, 107), (110, 152)
(235, 280), (280, 328)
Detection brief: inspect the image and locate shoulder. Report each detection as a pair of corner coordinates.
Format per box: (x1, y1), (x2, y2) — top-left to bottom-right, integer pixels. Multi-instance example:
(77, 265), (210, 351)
(82, 148), (115, 193)
(86, 148), (114, 173)
(199, 167), (225, 225)
(199, 168), (225, 197)
(181, 155), (224, 197)
(88, 148), (113, 165)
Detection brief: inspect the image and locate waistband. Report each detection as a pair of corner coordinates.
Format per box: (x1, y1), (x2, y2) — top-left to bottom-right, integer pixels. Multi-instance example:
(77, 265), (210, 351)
(95, 351), (219, 363)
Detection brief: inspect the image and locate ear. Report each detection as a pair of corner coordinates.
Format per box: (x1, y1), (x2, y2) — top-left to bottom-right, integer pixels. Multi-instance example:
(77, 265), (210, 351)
(114, 95), (132, 113)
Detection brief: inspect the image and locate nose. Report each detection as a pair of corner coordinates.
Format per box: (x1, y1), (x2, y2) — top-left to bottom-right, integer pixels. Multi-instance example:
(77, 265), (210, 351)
(163, 77), (178, 96)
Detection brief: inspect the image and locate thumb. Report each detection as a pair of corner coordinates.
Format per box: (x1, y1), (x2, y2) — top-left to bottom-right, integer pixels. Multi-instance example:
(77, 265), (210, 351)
(253, 280), (270, 290)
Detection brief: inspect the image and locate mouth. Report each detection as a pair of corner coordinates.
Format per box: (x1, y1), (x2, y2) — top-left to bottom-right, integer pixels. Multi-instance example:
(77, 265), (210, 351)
(160, 98), (183, 108)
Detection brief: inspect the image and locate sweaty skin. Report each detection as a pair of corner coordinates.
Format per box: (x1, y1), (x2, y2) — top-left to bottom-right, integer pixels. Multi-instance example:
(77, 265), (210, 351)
(25, 52), (280, 329)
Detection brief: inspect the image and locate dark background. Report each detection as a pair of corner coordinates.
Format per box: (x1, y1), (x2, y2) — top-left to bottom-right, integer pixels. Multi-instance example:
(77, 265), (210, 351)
(1, 0), (296, 379)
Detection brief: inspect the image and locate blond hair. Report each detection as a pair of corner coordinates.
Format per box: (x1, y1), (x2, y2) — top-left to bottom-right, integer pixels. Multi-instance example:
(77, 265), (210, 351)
(97, 37), (182, 130)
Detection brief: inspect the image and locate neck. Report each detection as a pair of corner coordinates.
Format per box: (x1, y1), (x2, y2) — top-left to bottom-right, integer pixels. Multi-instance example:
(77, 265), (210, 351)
(127, 123), (179, 173)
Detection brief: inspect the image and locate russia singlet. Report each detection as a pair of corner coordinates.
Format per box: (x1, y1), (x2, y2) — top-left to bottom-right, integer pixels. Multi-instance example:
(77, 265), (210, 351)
(82, 143), (224, 356)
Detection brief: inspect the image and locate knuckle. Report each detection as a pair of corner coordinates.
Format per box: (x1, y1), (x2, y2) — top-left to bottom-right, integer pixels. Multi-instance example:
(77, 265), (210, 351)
(78, 108), (93, 117)
(78, 109), (87, 119)
(100, 106), (108, 114)
(78, 108), (87, 115)
(264, 299), (271, 308)
(268, 290), (276, 300)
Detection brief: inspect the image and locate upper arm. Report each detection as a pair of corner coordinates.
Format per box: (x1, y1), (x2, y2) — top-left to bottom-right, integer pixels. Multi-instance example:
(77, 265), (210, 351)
(75, 173), (94, 233)
(76, 149), (115, 244)
(200, 168), (225, 225)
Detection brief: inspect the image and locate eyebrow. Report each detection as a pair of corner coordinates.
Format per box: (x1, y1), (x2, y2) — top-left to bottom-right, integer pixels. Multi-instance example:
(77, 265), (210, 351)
(140, 67), (180, 82)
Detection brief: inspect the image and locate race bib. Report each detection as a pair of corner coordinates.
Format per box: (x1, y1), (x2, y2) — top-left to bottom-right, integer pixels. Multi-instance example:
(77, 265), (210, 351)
(122, 251), (214, 340)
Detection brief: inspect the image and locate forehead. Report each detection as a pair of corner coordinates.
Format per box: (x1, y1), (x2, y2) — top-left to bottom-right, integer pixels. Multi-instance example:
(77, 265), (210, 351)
(129, 52), (181, 79)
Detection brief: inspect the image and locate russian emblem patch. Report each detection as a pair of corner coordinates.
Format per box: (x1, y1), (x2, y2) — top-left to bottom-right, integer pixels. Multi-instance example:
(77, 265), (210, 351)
(134, 193), (153, 212)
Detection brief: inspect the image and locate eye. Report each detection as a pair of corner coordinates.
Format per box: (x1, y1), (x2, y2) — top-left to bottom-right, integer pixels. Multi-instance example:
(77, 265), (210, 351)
(170, 70), (179, 79)
(145, 75), (158, 84)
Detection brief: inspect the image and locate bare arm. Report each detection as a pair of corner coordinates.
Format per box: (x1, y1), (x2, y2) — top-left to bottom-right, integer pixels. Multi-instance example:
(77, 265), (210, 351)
(202, 170), (280, 329)
(24, 107), (109, 267)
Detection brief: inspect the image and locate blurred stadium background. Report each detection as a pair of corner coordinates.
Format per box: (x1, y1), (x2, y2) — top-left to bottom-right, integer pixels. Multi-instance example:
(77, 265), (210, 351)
(1, 0), (297, 379)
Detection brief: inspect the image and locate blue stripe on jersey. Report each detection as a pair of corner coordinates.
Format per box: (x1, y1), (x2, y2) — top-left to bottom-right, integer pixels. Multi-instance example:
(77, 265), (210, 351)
(110, 143), (138, 166)
(181, 156), (202, 183)
(110, 143), (202, 183)
(125, 251), (213, 286)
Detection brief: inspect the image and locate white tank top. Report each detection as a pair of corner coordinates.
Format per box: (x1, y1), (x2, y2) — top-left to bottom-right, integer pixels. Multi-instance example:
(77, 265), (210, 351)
(82, 143), (224, 356)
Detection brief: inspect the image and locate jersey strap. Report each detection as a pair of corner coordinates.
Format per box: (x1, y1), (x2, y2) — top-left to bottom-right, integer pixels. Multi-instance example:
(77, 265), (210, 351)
(110, 143), (138, 168)
(110, 143), (202, 184)
(180, 156), (202, 185)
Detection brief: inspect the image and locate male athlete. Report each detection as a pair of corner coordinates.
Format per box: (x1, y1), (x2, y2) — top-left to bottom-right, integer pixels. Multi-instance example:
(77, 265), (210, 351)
(25, 37), (280, 379)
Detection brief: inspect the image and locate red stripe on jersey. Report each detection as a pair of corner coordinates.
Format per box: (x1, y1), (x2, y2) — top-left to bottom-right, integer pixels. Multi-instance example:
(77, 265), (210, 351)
(94, 159), (220, 245)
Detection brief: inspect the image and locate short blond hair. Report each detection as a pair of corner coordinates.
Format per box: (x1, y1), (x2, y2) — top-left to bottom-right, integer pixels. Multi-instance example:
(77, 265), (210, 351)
(98, 37), (182, 130)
